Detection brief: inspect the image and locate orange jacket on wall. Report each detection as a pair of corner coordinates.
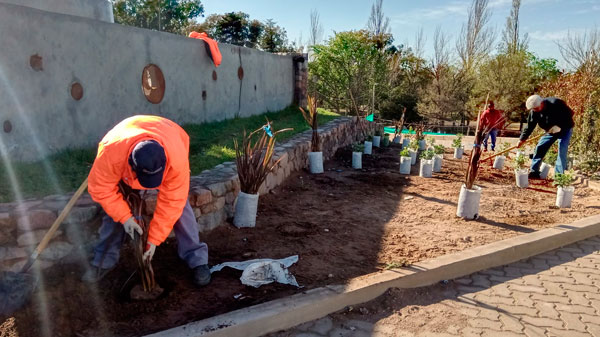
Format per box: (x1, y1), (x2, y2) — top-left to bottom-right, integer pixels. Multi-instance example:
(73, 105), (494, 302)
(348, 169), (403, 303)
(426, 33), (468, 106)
(188, 31), (222, 67)
(88, 115), (190, 246)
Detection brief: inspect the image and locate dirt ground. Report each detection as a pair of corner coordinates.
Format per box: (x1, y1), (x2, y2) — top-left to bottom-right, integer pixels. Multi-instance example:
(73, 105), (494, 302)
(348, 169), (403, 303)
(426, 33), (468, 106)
(2, 143), (599, 337)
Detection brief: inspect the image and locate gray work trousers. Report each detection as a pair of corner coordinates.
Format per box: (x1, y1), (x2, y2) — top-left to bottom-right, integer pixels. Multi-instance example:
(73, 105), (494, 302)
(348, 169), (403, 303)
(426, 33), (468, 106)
(91, 201), (208, 269)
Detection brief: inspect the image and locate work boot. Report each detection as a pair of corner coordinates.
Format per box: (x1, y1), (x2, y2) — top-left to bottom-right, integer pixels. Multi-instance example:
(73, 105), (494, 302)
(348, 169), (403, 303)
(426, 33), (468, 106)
(528, 171), (541, 179)
(193, 264), (211, 287)
(81, 266), (114, 283)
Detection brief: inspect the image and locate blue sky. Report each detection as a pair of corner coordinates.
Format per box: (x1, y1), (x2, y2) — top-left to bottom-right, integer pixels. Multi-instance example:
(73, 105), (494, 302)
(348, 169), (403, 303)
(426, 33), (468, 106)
(201, 0), (600, 69)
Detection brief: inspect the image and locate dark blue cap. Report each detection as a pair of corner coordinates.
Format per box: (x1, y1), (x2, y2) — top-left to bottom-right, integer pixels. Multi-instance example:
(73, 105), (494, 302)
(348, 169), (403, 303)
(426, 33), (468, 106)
(129, 140), (166, 188)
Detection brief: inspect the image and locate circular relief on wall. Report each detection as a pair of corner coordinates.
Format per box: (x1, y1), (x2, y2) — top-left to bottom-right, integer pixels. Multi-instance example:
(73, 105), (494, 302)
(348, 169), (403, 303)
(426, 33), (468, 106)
(3, 120), (12, 133)
(141, 64), (165, 104)
(70, 82), (84, 101)
(238, 66), (244, 80)
(212, 70), (217, 81)
(30, 54), (43, 71)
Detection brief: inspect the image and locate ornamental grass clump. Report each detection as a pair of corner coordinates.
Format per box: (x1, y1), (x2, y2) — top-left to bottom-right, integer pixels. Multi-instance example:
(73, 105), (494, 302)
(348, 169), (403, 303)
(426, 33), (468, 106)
(234, 120), (292, 194)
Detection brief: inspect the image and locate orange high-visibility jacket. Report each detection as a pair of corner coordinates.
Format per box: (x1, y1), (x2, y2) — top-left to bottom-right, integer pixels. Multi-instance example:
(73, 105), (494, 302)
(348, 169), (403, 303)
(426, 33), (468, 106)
(88, 115), (190, 246)
(188, 31), (222, 67)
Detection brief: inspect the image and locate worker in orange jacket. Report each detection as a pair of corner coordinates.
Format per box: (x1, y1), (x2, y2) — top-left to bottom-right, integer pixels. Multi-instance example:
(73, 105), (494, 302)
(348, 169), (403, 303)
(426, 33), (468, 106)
(82, 115), (210, 286)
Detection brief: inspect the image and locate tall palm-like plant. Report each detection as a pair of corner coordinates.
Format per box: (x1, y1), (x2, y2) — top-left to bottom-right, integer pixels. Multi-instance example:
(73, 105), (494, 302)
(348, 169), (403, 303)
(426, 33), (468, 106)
(299, 96), (320, 152)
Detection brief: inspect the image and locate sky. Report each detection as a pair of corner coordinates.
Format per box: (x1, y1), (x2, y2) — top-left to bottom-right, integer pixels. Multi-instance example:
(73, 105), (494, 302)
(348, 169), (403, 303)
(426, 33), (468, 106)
(200, 0), (600, 69)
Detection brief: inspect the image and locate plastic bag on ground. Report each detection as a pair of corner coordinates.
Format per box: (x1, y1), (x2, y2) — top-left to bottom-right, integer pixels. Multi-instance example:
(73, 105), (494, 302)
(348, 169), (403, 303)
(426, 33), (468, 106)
(210, 255), (300, 288)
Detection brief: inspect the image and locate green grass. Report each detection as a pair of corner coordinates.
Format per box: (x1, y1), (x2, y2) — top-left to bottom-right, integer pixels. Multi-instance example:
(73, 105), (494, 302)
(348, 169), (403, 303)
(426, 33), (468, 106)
(0, 106), (340, 202)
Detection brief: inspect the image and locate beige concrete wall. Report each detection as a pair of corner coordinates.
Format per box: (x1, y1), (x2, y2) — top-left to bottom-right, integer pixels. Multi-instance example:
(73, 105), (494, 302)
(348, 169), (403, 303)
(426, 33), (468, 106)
(0, 3), (298, 161)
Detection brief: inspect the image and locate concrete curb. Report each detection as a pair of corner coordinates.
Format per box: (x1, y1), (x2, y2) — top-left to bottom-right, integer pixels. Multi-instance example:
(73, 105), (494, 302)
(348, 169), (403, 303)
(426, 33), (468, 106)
(147, 214), (600, 337)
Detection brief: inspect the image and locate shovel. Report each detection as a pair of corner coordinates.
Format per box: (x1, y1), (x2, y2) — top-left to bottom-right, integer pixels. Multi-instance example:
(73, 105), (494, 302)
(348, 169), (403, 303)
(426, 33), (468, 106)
(0, 178), (88, 316)
(479, 126), (561, 162)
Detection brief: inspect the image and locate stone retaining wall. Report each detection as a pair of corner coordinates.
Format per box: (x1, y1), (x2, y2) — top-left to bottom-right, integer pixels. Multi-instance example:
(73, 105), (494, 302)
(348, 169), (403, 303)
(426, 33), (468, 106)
(0, 117), (375, 272)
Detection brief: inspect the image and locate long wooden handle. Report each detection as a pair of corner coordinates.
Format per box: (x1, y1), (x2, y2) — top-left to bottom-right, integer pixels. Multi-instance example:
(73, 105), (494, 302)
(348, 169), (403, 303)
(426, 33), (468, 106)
(479, 133), (544, 162)
(20, 177), (89, 273)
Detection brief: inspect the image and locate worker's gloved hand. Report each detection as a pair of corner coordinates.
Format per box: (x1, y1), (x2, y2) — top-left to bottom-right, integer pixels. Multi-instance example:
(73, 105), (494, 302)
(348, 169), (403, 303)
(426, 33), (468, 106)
(123, 217), (143, 240)
(143, 243), (156, 263)
(517, 140), (526, 148)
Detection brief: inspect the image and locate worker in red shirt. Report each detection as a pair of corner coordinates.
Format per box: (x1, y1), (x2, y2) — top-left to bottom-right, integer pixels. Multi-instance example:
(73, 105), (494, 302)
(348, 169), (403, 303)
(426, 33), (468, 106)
(82, 116), (210, 287)
(480, 101), (505, 152)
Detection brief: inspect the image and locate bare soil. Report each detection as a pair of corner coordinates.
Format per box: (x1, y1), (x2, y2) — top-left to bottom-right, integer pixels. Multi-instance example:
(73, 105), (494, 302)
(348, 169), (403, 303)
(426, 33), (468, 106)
(2, 144), (599, 337)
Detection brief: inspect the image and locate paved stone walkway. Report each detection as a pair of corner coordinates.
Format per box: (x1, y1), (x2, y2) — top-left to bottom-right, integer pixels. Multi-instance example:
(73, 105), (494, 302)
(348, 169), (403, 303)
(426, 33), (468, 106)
(269, 237), (600, 337)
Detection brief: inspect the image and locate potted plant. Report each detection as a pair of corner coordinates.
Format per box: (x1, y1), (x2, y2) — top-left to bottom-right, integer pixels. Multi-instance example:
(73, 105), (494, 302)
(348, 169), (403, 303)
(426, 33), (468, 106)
(433, 144), (444, 173)
(352, 143), (364, 169)
(415, 124), (426, 150)
(493, 142), (511, 170)
(399, 148), (411, 174)
(409, 139), (419, 165)
(364, 135), (373, 155)
(457, 98), (493, 220)
(540, 144), (558, 179)
(373, 129), (382, 147)
(419, 149), (434, 178)
(427, 136), (436, 151)
(382, 133), (391, 147)
(514, 152), (529, 188)
(452, 133), (464, 159)
(393, 107), (406, 144)
(233, 121), (291, 228)
(553, 170), (575, 208)
(299, 96), (322, 174)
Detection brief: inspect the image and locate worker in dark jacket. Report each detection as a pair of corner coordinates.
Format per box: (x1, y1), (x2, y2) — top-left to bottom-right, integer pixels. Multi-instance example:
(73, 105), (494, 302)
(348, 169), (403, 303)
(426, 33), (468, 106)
(518, 95), (575, 178)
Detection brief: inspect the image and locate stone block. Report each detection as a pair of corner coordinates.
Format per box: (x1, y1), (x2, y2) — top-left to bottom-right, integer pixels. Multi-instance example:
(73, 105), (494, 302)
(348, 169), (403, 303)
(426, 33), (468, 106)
(225, 192), (237, 204)
(0, 246), (28, 261)
(0, 212), (11, 226)
(16, 209), (57, 231)
(207, 181), (227, 197)
(196, 209), (226, 232)
(193, 207), (202, 219)
(17, 229), (62, 247)
(64, 205), (99, 225)
(40, 241), (73, 261)
(191, 187), (212, 206)
(200, 197), (225, 214)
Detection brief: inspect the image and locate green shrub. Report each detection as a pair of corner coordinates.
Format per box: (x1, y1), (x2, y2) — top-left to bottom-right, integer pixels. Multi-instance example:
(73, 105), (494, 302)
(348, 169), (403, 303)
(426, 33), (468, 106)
(553, 171), (575, 187)
(352, 143), (365, 152)
(434, 144), (445, 155)
(409, 139), (419, 150)
(452, 133), (463, 148)
(514, 152), (527, 170)
(400, 148), (411, 157)
(420, 149), (435, 160)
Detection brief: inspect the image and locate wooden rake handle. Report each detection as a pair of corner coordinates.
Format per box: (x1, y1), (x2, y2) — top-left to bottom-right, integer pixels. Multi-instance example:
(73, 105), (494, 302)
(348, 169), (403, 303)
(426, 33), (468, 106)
(479, 133), (544, 162)
(21, 177), (89, 273)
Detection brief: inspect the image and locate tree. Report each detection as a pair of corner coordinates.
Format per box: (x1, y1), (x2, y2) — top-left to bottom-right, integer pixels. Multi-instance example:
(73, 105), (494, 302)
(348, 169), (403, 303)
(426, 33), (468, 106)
(501, 0), (528, 54)
(112, 0), (204, 35)
(259, 19), (290, 53)
(215, 12), (249, 45)
(366, 0), (391, 49)
(309, 9), (324, 47)
(310, 30), (385, 115)
(558, 28), (600, 76)
(456, 0), (494, 73)
(418, 27), (471, 122)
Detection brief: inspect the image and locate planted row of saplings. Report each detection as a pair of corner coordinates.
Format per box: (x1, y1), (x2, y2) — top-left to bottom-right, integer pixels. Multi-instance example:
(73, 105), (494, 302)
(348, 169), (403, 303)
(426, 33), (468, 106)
(350, 129), (392, 169)
(455, 132), (576, 222)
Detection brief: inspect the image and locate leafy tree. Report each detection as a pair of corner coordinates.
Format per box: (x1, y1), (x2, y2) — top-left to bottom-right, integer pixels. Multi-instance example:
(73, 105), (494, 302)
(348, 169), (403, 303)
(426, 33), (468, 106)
(112, 0), (204, 35)
(260, 19), (290, 53)
(309, 30), (387, 116)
